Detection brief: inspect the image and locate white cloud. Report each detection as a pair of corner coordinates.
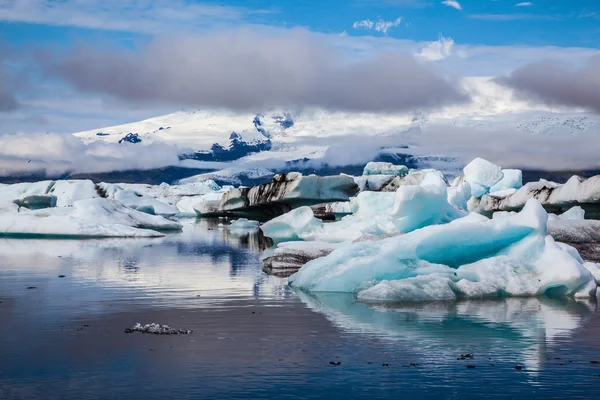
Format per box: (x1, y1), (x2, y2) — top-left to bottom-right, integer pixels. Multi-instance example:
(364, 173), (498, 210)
(353, 19), (375, 30)
(442, 1), (462, 10)
(515, 2), (533, 6)
(0, 132), (182, 176)
(0, 0), (268, 33)
(353, 17), (402, 34)
(375, 17), (403, 34)
(417, 35), (455, 61)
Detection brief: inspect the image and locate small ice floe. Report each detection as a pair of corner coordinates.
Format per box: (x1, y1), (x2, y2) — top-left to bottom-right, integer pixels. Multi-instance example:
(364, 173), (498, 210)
(124, 323), (192, 335)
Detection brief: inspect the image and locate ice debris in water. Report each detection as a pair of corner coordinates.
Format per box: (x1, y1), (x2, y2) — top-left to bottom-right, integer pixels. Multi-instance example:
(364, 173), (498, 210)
(124, 323), (192, 335)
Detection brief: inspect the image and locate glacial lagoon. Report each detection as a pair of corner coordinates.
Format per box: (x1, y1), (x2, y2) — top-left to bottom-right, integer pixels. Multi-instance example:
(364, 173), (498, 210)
(1, 219), (600, 399)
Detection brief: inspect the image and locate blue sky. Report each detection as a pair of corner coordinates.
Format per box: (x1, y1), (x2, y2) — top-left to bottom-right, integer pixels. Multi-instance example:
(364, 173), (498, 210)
(0, 0), (599, 134)
(1, 0), (599, 47)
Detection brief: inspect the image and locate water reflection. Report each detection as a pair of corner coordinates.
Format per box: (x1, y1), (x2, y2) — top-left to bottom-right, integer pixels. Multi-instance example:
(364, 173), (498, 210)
(296, 290), (598, 374)
(2, 221), (600, 399)
(0, 218), (289, 308)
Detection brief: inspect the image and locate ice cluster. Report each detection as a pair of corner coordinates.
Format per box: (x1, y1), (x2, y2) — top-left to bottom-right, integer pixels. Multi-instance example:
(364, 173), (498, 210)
(289, 200), (597, 301)
(258, 157), (600, 302)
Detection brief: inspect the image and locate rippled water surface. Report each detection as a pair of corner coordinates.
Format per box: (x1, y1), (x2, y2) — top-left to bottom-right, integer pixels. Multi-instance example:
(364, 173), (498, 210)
(1, 219), (600, 399)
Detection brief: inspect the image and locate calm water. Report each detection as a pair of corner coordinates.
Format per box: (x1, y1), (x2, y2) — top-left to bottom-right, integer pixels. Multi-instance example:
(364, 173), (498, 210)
(1, 219), (600, 399)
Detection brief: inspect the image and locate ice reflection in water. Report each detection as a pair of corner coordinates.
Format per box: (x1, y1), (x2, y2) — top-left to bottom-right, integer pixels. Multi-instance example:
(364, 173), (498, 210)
(296, 291), (598, 375)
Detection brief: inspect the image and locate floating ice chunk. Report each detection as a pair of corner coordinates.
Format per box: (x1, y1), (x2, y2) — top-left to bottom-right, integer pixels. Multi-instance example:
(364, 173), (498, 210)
(192, 192), (226, 217)
(353, 175), (396, 191)
(558, 206), (585, 220)
(261, 206), (324, 242)
(390, 171), (465, 233)
(49, 180), (99, 207)
(263, 241), (341, 277)
(363, 162), (408, 176)
(489, 169), (523, 193)
(124, 323), (192, 335)
(350, 191), (397, 219)
(0, 198), (181, 238)
(463, 158), (504, 198)
(0, 181), (55, 207)
(289, 200), (596, 301)
(227, 218), (260, 234)
(473, 177), (600, 215)
(98, 183), (179, 216)
(447, 176), (471, 211)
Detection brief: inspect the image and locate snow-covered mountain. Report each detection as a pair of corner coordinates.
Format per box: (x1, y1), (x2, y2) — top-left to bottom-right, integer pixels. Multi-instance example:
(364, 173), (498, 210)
(72, 77), (600, 181)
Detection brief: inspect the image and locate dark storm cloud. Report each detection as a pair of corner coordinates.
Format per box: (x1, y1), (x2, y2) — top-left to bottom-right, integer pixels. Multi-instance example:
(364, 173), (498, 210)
(498, 55), (600, 113)
(38, 29), (469, 112)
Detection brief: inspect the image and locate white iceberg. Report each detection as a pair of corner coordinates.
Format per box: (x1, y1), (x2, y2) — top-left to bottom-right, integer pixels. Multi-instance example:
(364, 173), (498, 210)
(548, 206), (585, 221)
(489, 169), (523, 193)
(463, 157), (504, 198)
(260, 206), (324, 242)
(191, 191), (228, 217)
(226, 218), (260, 234)
(362, 162), (408, 176)
(0, 198), (182, 238)
(0, 181), (55, 207)
(261, 171), (465, 243)
(48, 180), (99, 207)
(289, 200), (597, 301)
(447, 176), (471, 211)
(473, 175), (600, 216)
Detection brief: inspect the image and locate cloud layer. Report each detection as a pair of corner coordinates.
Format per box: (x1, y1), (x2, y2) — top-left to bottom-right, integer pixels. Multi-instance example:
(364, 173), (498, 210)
(39, 29), (468, 113)
(0, 133), (182, 176)
(498, 55), (600, 112)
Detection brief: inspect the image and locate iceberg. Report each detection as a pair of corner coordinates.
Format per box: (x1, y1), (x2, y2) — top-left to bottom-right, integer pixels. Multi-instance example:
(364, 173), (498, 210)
(262, 241), (340, 277)
(463, 158), (504, 198)
(378, 169), (439, 192)
(226, 218), (260, 234)
(473, 175), (600, 217)
(219, 172), (359, 219)
(289, 200), (597, 301)
(98, 183), (180, 216)
(548, 206), (585, 221)
(192, 192), (227, 217)
(0, 181), (55, 207)
(447, 176), (471, 211)
(260, 206), (324, 242)
(261, 171), (465, 243)
(352, 175), (396, 192)
(362, 162), (408, 176)
(0, 198), (182, 238)
(49, 180), (99, 207)
(489, 169), (523, 193)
